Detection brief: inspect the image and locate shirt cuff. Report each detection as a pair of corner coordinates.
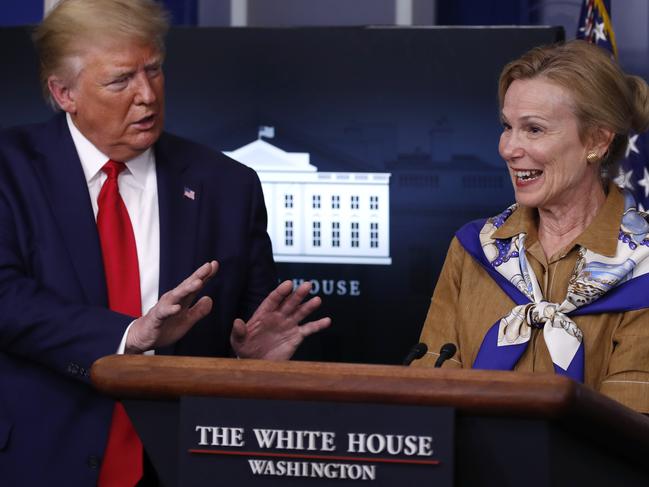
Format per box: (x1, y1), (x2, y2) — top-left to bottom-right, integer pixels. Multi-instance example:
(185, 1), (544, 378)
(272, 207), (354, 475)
(116, 321), (134, 354)
(117, 320), (155, 355)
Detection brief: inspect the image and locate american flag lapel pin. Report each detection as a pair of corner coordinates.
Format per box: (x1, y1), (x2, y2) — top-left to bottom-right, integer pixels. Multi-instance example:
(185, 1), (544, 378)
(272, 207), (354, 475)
(183, 186), (196, 200)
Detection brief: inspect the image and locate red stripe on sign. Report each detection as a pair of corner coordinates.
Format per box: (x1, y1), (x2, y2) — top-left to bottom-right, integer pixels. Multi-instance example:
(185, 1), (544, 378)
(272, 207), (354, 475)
(188, 449), (441, 465)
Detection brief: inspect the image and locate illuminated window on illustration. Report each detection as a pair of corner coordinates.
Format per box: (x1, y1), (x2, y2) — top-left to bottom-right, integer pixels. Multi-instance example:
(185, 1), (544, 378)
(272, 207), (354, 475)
(351, 222), (359, 248)
(313, 221), (321, 247)
(370, 196), (378, 210)
(285, 221), (293, 246)
(332, 222), (340, 247)
(332, 195), (340, 209)
(351, 195), (359, 210)
(284, 194), (293, 209)
(370, 222), (379, 248)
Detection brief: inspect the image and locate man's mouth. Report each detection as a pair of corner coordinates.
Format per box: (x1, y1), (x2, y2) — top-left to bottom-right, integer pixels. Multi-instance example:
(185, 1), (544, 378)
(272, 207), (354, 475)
(137, 114), (155, 123)
(132, 114), (156, 129)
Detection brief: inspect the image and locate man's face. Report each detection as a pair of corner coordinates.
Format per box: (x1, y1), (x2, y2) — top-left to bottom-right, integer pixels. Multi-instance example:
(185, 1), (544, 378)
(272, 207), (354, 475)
(64, 40), (165, 162)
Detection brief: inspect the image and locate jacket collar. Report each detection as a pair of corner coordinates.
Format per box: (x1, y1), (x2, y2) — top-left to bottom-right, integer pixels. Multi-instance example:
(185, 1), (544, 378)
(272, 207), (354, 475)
(493, 183), (623, 258)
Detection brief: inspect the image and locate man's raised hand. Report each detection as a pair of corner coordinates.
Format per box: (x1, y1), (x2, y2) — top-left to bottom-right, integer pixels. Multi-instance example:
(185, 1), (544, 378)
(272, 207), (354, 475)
(125, 261), (218, 354)
(230, 280), (331, 360)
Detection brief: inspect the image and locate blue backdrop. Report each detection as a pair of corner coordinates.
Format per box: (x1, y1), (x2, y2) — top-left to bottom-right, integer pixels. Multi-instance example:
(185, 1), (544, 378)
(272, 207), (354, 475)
(0, 25), (563, 364)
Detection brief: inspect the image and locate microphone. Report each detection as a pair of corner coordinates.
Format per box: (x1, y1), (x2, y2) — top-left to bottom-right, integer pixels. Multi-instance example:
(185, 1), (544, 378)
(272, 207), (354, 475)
(402, 343), (428, 366)
(434, 343), (457, 368)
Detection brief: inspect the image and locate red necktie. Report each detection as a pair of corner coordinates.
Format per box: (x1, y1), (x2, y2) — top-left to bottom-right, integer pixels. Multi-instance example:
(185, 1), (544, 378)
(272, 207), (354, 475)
(96, 160), (143, 486)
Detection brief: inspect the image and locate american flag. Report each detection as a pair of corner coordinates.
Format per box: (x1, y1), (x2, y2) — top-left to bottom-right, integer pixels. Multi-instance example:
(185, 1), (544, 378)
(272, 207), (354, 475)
(578, 0), (649, 210)
(258, 126), (275, 139)
(577, 0), (617, 56)
(183, 187), (196, 200)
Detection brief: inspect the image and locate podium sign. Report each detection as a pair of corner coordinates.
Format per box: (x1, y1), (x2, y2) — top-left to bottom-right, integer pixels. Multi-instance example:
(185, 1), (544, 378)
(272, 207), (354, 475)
(179, 397), (454, 486)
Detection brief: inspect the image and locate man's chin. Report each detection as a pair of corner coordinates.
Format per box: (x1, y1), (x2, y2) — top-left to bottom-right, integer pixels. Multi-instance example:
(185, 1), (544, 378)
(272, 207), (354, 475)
(110, 135), (160, 161)
(133, 128), (162, 150)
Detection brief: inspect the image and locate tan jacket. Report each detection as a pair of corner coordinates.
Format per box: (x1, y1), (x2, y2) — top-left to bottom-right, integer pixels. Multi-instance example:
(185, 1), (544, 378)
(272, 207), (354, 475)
(417, 187), (649, 413)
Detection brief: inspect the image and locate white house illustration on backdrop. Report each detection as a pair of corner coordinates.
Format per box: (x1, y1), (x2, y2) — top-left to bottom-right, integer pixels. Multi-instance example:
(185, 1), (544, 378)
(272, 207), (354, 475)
(224, 127), (392, 264)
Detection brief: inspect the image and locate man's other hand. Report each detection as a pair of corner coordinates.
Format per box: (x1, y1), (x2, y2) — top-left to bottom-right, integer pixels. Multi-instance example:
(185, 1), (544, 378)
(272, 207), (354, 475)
(230, 280), (331, 360)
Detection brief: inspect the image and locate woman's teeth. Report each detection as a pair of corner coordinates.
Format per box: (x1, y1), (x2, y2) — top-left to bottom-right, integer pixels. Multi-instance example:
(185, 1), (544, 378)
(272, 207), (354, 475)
(515, 170), (542, 181)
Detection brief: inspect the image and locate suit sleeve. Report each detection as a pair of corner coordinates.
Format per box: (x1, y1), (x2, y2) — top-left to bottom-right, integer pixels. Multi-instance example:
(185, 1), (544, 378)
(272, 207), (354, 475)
(237, 171), (277, 320)
(0, 188), (130, 383)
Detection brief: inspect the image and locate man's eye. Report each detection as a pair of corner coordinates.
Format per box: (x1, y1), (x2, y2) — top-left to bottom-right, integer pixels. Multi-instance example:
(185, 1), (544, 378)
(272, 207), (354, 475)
(109, 76), (129, 86)
(146, 66), (161, 76)
(501, 122), (511, 131)
(528, 126), (542, 134)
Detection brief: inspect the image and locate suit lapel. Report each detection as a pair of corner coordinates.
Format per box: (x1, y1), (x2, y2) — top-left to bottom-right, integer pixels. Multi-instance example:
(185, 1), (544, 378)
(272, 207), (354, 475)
(155, 135), (202, 299)
(155, 136), (203, 356)
(31, 114), (108, 305)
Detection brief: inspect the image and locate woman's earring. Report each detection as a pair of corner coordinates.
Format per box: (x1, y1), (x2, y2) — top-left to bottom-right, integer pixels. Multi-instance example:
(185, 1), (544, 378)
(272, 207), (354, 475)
(586, 151), (599, 164)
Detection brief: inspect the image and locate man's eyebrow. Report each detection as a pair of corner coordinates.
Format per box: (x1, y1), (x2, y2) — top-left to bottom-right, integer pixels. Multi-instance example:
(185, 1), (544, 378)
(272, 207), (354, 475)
(145, 57), (163, 68)
(104, 59), (162, 80)
(110, 68), (135, 76)
(100, 68), (135, 84)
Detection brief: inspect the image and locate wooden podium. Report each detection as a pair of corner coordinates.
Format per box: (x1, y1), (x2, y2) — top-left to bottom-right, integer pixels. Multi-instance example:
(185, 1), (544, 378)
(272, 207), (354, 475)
(91, 355), (649, 486)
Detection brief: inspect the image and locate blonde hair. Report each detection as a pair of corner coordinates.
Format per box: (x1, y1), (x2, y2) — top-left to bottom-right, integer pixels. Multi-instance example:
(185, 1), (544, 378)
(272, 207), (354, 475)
(498, 40), (649, 175)
(33, 0), (169, 109)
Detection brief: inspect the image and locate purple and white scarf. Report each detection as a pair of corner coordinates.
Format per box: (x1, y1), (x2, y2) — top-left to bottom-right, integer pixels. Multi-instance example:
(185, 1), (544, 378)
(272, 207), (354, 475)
(456, 191), (649, 381)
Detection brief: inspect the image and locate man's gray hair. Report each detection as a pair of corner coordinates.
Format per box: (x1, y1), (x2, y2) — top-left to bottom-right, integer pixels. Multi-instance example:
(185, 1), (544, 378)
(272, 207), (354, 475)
(33, 0), (169, 109)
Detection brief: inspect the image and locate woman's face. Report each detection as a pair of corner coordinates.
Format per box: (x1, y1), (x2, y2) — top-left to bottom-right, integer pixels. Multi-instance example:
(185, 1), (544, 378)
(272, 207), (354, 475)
(499, 78), (602, 211)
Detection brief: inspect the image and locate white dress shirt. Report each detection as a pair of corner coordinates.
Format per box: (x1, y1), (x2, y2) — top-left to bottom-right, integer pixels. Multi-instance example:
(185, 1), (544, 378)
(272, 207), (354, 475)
(66, 114), (160, 352)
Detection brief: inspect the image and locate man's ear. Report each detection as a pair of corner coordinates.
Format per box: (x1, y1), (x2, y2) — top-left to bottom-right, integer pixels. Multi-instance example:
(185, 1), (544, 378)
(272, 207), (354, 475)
(47, 75), (77, 114)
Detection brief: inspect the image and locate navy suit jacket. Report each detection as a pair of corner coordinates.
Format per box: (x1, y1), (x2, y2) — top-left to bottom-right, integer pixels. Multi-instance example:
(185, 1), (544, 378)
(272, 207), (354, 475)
(0, 114), (276, 485)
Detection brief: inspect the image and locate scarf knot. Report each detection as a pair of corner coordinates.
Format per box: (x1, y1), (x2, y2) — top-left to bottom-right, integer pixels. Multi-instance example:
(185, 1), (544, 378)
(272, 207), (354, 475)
(527, 301), (583, 340)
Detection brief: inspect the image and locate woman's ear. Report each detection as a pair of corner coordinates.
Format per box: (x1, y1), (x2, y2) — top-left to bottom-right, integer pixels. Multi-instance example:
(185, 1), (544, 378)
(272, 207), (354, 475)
(591, 126), (616, 157)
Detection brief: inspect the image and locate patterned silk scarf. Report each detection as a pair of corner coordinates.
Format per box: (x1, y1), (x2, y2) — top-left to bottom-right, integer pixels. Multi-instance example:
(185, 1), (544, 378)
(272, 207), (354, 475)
(456, 191), (649, 382)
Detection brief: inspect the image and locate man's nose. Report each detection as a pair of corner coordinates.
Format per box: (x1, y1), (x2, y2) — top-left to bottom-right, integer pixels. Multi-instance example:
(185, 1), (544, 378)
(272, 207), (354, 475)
(134, 72), (156, 105)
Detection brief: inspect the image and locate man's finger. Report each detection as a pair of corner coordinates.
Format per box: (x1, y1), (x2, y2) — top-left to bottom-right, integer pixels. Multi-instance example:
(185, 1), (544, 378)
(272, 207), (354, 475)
(298, 317), (332, 337)
(183, 296), (213, 325)
(249, 280), (294, 319)
(151, 301), (182, 323)
(177, 261), (219, 290)
(164, 277), (201, 303)
(288, 295), (323, 323)
(230, 318), (247, 344)
(277, 281), (314, 315)
(199, 260), (219, 281)
(163, 261), (219, 305)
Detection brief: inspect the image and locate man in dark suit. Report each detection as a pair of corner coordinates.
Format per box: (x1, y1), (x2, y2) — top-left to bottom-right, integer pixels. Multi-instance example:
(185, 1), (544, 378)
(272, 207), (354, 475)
(0, 0), (330, 485)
